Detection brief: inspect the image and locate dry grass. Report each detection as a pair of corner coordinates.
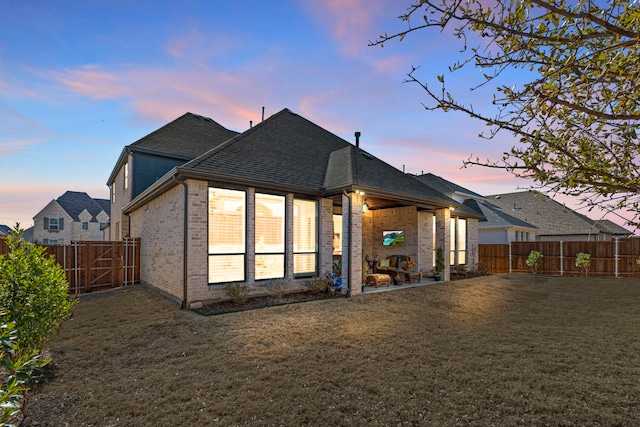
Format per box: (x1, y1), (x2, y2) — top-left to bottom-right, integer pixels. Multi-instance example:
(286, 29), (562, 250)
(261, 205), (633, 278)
(26, 275), (640, 426)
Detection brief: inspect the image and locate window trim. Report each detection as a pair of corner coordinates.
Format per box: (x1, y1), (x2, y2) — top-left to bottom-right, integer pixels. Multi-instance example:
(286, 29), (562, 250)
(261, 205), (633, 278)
(293, 199), (318, 278)
(207, 187), (247, 285)
(254, 192), (286, 281)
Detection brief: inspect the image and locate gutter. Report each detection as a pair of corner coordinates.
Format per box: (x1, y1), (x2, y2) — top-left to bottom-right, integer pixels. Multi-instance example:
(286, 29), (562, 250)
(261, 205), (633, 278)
(172, 175), (189, 309)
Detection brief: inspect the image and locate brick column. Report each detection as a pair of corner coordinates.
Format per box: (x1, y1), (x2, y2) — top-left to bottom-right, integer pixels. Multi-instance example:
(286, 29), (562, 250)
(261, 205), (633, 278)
(467, 218), (479, 269)
(318, 198), (334, 276)
(246, 188), (255, 284)
(341, 192), (364, 295)
(285, 194), (294, 280)
(435, 207), (451, 281)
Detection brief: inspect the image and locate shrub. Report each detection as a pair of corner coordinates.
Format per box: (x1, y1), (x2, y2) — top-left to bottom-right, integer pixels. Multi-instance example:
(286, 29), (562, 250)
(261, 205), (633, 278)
(434, 247), (445, 274)
(305, 275), (332, 295)
(0, 316), (49, 425)
(575, 252), (591, 276)
(265, 277), (292, 299)
(223, 283), (250, 305)
(526, 250), (544, 274)
(476, 262), (490, 275)
(0, 226), (76, 352)
(454, 264), (467, 276)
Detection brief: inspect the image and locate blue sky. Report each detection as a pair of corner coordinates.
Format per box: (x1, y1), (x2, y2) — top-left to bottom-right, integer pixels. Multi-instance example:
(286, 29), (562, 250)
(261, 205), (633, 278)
(0, 0), (629, 229)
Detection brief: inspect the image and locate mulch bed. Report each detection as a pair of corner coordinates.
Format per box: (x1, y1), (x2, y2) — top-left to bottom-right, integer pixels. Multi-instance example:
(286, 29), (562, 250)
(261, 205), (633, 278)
(193, 290), (344, 315)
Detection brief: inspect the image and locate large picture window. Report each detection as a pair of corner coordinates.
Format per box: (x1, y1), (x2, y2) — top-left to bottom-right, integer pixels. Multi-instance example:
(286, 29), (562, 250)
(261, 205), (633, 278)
(208, 188), (246, 283)
(255, 193), (285, 280)
(450, 217), (467, 265)
(294, 199), (317, 276)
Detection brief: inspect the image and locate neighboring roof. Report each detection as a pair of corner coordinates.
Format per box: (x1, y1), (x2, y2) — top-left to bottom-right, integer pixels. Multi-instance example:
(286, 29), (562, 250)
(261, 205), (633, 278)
(486, 191), (631, 236)
(107, 113), (239, 185)
(56, 191), (110, 222)
(178, 108), (457, 208)
(573, 214), (633, 236)
(0, 224), (11, 235)
(414, 173), (486, 200)
(464, 199), (537, 229)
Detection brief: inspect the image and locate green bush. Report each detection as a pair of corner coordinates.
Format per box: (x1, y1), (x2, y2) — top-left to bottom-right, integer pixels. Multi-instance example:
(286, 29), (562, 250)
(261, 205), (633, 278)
(525, 250), (544, 274)
(575, 252), (591, 276)
(265, 277), (292, 299)
(223, 283), (250, 305)
(0, 226), (76, 351)
(0, 316), (49, 426)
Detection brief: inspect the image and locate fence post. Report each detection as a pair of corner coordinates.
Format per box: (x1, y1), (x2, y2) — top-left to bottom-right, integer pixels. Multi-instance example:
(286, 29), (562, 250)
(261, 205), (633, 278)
(124, 238), (129, 286)
(509, 242), (512, 274)
(615, 238), (619, 278)
(133, 238), (137, 284)
(73, 241), (79, 295)
(560, 241), (563, 277)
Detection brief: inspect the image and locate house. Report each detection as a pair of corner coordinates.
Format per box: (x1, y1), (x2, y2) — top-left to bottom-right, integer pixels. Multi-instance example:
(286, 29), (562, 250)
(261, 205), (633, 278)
(0, 224), (10, 236)
(108, 108), (482, 308)
(414, 173), (537, 244)
(32, 191), (110, 244)
(487, 191), (633, 241)
(106, 112), (239, 240)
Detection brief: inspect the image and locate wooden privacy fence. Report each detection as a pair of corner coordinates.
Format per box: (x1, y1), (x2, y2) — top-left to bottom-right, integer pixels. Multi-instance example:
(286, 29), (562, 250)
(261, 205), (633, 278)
(1, 237), (140, 295)
(479, 239), (640, 277)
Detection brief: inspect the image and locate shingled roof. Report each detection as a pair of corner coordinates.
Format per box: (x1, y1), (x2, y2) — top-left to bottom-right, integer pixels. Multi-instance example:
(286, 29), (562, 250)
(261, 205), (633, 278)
(464, 199), (537, 229)
(130, 113), (239, 159)
(56, 191), (110, 222)
(486, 191), (632, 237)
(179, 108), (455, 206)
(414, 173), (485, 200)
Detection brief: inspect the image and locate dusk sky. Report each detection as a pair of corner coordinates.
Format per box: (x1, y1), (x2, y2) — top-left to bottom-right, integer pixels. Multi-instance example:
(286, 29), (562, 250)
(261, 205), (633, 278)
(0, 1), (631, 230)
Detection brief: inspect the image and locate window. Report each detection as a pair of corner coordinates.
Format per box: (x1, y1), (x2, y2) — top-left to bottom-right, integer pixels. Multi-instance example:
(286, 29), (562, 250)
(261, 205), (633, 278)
(255, 193), (285, 280)
(208, 188), (246, 283)
(45, 217), (63, 231)
(432, 215), (436, 266)
(450, 217), (467, 265)
(332, 215), (342, 255)
(124, 162), (129, 190)
(294, 199), (317, 277)
(99, 222), (106, 230)
(81, 222), (89, 231)
(111, 183), (116, 203)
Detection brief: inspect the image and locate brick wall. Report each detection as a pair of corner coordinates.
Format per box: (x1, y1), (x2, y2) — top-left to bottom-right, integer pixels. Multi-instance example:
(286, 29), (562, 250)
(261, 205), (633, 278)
(130, 182), (185, 301)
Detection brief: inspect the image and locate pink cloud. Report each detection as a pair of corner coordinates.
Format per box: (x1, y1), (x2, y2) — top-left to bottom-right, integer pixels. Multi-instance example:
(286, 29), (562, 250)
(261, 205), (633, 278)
(301, 0), (387, 56)
(0, 140), (40, 156)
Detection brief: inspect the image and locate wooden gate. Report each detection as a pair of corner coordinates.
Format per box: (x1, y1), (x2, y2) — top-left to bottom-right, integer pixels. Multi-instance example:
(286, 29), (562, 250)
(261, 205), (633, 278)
(1, 236), (140, 294)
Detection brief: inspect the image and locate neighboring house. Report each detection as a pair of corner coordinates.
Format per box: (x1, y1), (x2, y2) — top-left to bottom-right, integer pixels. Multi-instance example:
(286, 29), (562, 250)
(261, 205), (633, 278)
(109, 108), (482, 308)
(416, 173), (486, 260)
(487, 191), (633, 241)
(414, 173), (537, 244)
(33, 191), (110, 244)
(0, 224), (10, 236)
(106, 112), (239, 241)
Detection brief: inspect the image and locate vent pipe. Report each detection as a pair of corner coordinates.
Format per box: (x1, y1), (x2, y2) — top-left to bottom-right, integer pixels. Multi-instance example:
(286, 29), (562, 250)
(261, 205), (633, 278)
(355, 131), (361, 148)
(262, 106), (265, 122)
(250, 120), (253, 129)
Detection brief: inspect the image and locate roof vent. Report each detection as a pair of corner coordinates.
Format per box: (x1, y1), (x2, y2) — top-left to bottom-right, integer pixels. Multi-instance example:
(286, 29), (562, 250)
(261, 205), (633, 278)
(355, 131), (361, 148)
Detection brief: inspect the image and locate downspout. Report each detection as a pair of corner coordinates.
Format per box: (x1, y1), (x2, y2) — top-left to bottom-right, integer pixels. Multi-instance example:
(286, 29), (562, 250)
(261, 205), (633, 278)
(173, 176), (189, 309)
